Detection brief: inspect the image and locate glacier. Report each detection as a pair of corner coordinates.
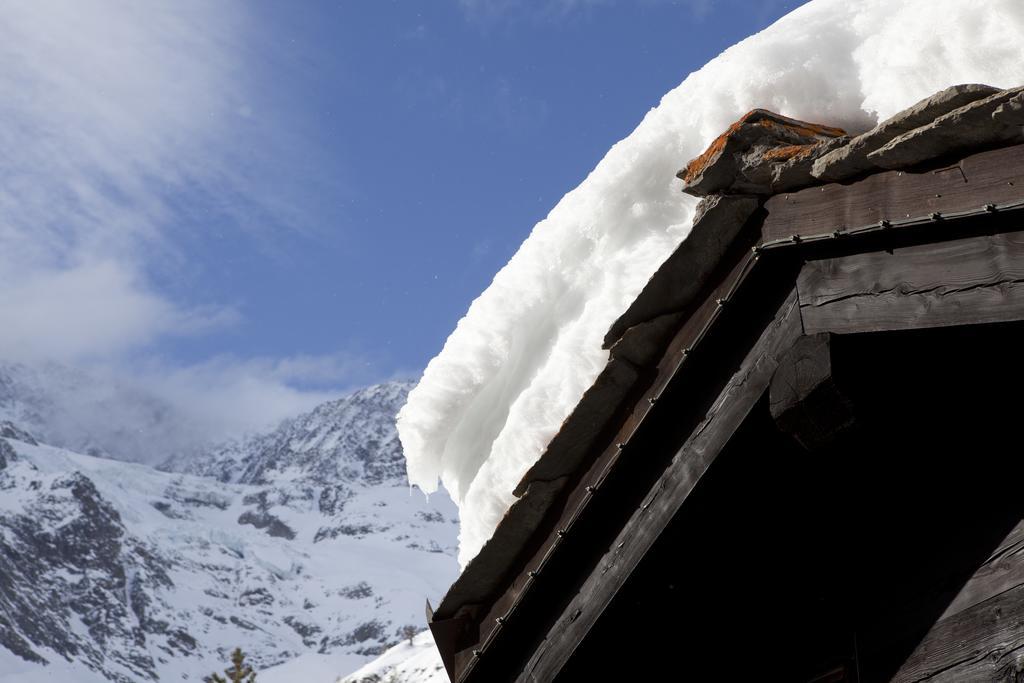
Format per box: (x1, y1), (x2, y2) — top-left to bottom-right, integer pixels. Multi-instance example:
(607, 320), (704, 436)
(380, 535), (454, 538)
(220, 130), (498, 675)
(398, 0), (1024, 567)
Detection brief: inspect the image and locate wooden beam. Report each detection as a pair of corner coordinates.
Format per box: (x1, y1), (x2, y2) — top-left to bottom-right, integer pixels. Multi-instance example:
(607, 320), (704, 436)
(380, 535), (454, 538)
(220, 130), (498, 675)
(761, 143), (1024, 244)
(514, 287), (803, 683)
(891, 583), (1024, 682)
(940, 518), (1024, 623)
(428, 605), (479, 682)
(798, 229), (1024, 335)
(769, 333), (855, 451)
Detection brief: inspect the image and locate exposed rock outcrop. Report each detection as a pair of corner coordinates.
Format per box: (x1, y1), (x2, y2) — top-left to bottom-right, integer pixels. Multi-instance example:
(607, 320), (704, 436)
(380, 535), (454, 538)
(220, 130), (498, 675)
(0, 421), (37, 446)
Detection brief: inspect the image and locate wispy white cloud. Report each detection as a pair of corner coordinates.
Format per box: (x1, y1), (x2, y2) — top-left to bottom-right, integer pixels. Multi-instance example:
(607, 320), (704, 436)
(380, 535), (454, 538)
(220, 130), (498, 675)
(0, 261), (238, 362)
(2, 353), (373, 464)
(0, 0), (250, 360)
(0, 1), (363, 453)
(128, 352), (374, 443)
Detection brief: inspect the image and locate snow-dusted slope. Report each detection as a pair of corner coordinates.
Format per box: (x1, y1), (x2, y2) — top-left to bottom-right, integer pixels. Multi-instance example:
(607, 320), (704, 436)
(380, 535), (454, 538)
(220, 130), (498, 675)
(398, 0), (1024, 567)
(0, 382), (458, 682)
(339, 630), (446, 683)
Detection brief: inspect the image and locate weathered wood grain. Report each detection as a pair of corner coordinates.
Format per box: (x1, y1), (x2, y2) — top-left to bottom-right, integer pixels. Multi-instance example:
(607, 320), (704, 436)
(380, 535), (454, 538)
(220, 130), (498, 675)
(798, 230), (1024, 335)
(893, 583), (1024, 682)
(762, 143), (1024, 243)
(940, 519), (1024, 623)
(515, 288), (803, 683)
(769, 332), (855, 451)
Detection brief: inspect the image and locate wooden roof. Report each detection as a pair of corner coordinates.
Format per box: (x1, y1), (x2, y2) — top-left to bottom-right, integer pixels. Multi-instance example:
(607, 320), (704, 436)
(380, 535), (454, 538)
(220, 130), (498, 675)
(428, 83), (1024, 682)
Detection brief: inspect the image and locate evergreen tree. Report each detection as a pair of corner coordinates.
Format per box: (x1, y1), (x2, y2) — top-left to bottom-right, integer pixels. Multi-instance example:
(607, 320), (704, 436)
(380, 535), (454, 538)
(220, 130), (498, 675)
(206, 647), (257, 683)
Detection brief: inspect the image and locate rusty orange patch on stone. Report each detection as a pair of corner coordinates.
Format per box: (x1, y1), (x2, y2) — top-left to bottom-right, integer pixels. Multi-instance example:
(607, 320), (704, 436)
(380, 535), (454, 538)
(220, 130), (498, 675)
(677, 109), (847, 185)
(677, 109), (764, 184)
(762, 143), (816, 162)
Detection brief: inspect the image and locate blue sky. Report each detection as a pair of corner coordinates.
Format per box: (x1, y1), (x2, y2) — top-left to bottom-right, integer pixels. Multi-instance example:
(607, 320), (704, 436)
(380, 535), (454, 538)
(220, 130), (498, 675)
(0, 0), (800, 437)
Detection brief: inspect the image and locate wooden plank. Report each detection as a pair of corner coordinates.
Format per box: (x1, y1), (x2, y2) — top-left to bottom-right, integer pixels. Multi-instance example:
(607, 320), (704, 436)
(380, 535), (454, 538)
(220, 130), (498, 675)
(798, 230), (1024, 335)
(515, 288), (803, 683)
(761, 143), (1024, 243)
(892, 583), (1024, 682)
(940, 519), (1024, 622)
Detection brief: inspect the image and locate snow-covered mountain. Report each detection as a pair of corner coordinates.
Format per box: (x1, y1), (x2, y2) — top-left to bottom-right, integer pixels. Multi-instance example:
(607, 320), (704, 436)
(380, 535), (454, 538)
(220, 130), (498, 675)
(0, 381), (458, 682)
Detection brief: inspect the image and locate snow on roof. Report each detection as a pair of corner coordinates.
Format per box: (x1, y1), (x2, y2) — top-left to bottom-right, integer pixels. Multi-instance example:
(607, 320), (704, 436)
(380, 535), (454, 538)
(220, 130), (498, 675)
(398, 0), (1024, 568)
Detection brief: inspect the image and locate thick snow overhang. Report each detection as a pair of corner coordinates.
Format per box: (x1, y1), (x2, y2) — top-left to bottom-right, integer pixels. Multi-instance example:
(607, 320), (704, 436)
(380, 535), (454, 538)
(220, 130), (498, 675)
(428, 83), (1024, 682)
